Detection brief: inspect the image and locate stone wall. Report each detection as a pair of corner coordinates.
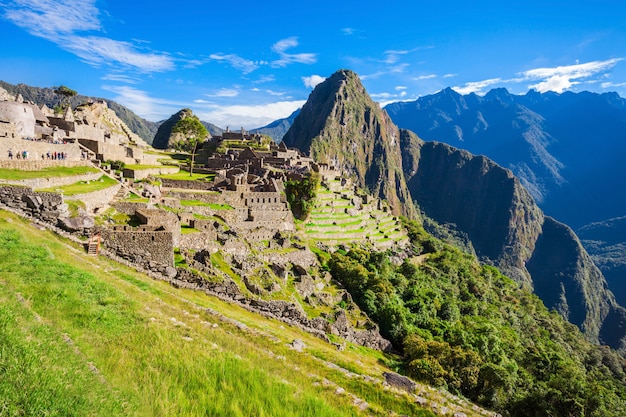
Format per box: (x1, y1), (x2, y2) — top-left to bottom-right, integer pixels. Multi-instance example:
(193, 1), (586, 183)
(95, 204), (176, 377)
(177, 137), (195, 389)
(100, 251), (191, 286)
(160, 177), (214, 190)
(65, 182), (121, 213)
(0, 184), (66, 224)
(112, 201), (150, 215)
(164, 190), (223, 204)
(0, 102), (36, 138)
(99, 227), (174, 268)
(123, 166), (179, 181)
(179, 231), (218, 251)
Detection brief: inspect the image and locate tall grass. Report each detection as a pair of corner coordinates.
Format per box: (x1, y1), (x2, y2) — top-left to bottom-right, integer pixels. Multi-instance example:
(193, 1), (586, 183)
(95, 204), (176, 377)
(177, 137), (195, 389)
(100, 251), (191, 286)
(0, 212), (442, 416)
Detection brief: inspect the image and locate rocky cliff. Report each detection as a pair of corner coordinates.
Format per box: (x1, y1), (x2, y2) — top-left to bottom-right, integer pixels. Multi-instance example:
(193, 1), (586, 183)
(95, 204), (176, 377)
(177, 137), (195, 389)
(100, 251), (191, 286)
(283, 70), (417, 218)
(401, 131), (626, 349)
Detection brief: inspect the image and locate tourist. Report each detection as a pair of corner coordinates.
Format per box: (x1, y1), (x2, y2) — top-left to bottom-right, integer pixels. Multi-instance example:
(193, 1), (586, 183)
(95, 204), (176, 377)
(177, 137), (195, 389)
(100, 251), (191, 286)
(7, 149), (12, 159)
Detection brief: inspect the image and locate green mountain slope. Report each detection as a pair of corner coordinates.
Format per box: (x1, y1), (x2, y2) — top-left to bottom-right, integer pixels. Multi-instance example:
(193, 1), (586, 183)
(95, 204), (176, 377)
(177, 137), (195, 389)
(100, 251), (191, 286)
(326, 219), (626, 415)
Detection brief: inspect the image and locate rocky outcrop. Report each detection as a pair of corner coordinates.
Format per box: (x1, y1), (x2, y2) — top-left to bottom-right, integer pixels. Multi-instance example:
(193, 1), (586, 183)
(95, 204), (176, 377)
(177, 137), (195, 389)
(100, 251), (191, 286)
(283, 70), (417, 219)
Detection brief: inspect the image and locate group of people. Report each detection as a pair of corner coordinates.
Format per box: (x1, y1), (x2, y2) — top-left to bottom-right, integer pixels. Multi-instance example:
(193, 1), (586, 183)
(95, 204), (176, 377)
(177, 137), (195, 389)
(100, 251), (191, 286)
(6, 149), (69, 160)
(7, 149), (29, 159)
(23, 136), (68, 145)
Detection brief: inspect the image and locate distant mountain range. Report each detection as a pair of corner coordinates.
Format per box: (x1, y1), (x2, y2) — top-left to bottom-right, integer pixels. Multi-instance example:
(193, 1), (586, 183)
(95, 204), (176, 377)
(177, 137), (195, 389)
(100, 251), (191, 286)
(383, 88), (626, 309)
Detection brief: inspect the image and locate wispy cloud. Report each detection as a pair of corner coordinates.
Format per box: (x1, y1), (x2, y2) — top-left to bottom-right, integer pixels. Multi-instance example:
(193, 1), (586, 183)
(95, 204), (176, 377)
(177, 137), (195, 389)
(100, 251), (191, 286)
(101, 73), (141, 84)
(2, 0), (175, 73)
(522, 58), (623, 93)
(302, 75), (326, 89)
(205, 88), (240, 98)
(602, 81), (626, 89)
(342, 27), (355, 36)
(66, 36), (174, 71)
(453, 78), (503, 95)
(209, 53), (260, 74)
(271, 37), (317, 67)
(415, 74), (437, 80)
(253, 75), (276, 84)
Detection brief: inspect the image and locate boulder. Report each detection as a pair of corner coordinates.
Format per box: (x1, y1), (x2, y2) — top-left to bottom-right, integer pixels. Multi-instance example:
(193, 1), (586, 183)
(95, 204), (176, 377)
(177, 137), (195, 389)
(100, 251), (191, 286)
(58, 215), (95, 232)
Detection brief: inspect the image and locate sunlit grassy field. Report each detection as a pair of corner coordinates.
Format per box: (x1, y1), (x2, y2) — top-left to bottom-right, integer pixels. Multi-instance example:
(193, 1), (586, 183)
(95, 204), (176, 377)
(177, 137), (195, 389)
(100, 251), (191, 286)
(0, 210), (443, 417)
(0, 166), (99, 180)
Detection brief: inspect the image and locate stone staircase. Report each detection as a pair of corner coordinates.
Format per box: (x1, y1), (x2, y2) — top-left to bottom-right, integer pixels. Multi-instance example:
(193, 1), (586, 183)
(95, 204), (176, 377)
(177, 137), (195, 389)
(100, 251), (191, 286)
(87, 233), (101, 255)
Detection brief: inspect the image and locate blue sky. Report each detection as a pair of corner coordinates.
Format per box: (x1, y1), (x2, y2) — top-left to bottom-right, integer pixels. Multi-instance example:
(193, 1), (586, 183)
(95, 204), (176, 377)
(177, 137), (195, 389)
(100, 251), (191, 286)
(1, 0), (625, 129)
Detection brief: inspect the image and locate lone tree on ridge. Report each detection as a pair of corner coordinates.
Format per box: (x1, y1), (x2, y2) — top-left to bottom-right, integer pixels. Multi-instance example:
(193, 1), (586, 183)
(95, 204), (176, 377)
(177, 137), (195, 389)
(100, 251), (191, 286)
(53, 85), (77, 111)
(172, 113), (209, 176)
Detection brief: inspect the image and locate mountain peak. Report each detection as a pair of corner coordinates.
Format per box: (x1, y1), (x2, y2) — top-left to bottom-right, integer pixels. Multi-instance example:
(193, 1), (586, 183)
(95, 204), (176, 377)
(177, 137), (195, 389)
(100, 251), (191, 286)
(283, 69), (417, 218)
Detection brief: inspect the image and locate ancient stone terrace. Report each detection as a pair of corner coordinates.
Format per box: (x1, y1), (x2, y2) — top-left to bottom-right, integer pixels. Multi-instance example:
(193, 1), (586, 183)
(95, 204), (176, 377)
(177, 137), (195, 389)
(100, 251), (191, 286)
(304, 177), (409, 251)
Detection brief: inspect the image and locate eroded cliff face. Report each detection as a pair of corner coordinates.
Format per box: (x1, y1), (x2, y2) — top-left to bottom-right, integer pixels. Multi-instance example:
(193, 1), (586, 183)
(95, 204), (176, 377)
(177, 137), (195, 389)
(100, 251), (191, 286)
(283, 70), (417, 218)
(400, 130), (543, 286)
(400, 130), (626, 348)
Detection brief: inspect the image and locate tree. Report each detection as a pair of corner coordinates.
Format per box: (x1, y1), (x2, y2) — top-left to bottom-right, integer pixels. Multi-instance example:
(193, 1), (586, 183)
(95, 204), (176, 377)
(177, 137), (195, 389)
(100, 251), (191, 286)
(172, 114), (208, 176)
(53, 85), (77, 111)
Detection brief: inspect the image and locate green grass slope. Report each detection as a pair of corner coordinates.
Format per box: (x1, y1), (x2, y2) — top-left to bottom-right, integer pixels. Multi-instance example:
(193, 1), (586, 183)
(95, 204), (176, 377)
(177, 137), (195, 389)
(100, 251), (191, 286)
(0, 210), (494, 417)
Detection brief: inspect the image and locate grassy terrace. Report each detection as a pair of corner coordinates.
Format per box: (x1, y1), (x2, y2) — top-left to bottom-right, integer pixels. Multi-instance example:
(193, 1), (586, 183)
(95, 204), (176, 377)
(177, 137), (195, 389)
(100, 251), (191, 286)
(180, 200), (233, 210)
(0, 210), (446, 417)
(38, 175), (119, 196)
(157, 171), (216, 181)
(0, 166), (99, 180)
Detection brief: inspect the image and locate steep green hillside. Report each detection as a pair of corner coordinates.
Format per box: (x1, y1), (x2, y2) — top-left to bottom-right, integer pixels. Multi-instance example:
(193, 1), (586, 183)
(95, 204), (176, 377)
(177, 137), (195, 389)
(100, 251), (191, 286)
(0, 210), (498, 417)
(326, 219), (626, 416)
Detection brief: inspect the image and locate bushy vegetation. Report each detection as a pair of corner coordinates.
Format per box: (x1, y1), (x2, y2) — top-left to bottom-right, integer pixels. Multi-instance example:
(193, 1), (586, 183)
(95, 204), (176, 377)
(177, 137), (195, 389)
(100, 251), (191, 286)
(285, 172), (320, 220)
(327, 218), (626, 416)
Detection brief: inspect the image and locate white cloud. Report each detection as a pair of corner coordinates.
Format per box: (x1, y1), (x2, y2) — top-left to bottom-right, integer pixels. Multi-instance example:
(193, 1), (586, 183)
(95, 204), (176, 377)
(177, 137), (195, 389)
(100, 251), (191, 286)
(209, 53), (260, 74)
(415, 74), (437, 80)
(522, 58), (623, 93)
(66, 36), (174, 71)
(271, 37), (317, 67)
(3, 0), (175, 73)
(101, 85), (183, 121)
(395, 86), (407, 91)
(206, 88), (240, 98)
(302, 75), (326, 89)
(195, 100), (306, 130)
(253, 75), (276, 84)
(453, 78), (502, 95)
(602, 81), (626, 88)
(4, 0), (100, 36)
(342, 27), (355, 36)
(443, 73), (457, 78)
(383, 49), (410, 65)
(101, 73), (140, 84)
(265, 90), (286, 96)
